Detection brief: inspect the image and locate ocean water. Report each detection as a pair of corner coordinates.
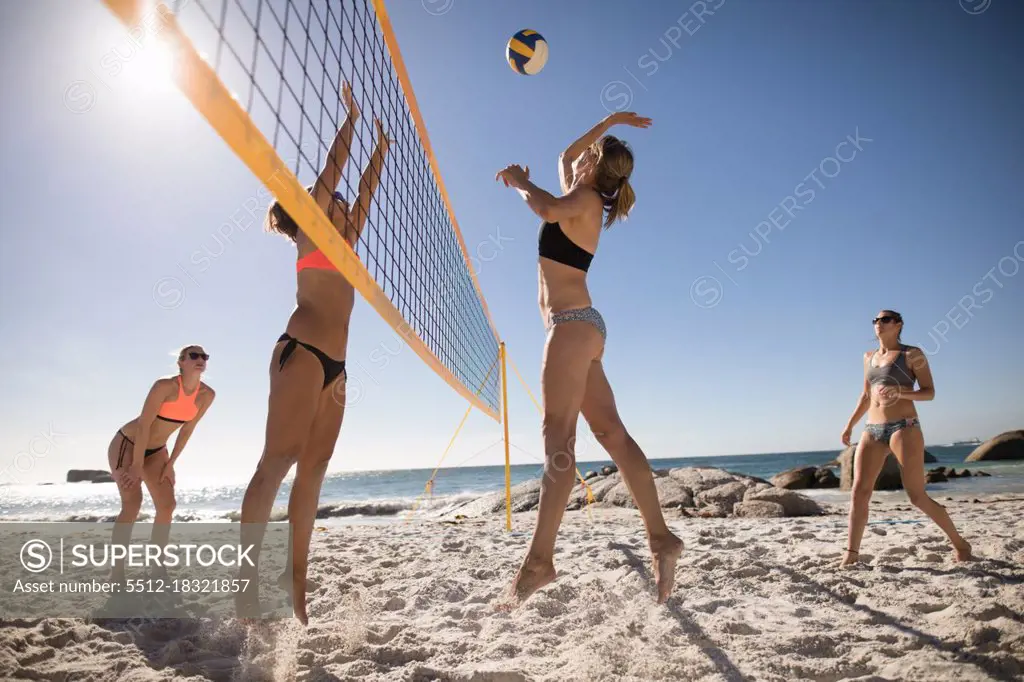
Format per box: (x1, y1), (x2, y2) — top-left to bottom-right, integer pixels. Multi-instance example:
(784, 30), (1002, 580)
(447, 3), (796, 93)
(1, 446), (1021, 523)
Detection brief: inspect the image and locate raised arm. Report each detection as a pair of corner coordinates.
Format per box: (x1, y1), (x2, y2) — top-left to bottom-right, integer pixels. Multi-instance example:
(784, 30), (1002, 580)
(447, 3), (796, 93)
(496, 165), (596, 223)
(311, 81), (360, 206)
(558, 112), (652, 193)
(345, 118), (390, 244)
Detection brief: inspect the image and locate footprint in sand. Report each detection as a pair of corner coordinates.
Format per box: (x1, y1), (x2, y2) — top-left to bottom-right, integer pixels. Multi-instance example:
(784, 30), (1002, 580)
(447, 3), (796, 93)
(382, 596), (406, 611)
(365, 625), (404, 645)
(720, 621), (761, 636)
(733, 564), (769, 579)
(910, 601), (950, 614)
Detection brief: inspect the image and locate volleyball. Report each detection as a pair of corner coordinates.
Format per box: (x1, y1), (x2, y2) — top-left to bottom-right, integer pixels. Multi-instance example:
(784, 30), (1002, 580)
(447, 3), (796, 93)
(506, 30), (548, 75)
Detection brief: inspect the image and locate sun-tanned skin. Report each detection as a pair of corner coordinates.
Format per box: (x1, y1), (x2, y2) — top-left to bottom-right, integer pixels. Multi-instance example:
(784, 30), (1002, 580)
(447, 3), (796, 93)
(839, 310), (972, 568)
(107, 345), (215, 582)
(236, 81), (390, 625)
(494, 111), (683, 608)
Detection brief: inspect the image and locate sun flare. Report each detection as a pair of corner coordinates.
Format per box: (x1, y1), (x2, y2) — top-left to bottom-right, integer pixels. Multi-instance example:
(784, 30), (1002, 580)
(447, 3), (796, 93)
(119, 40), (178, 99)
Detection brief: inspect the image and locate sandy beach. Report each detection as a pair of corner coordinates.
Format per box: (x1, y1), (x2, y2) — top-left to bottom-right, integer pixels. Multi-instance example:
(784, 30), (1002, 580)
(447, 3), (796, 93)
(1, 489), (1022, 681)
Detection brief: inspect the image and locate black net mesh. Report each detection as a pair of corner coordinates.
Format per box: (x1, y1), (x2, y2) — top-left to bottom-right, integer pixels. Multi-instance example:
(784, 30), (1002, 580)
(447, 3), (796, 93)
(166, 0), (500, 414)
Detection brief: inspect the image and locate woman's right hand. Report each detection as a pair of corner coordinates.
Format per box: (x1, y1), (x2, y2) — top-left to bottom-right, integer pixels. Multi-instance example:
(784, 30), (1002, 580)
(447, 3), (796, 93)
(607, 111), (652, 128)
(841, 426), (853, 446)
(125, 462), (144, 488)
(342, 80), (360, 121)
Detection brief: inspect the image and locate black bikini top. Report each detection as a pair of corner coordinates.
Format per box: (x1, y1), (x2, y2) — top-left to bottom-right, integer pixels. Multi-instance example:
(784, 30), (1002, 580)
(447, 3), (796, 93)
(538, 221), (593, 272)
(537, 188), (603, 272)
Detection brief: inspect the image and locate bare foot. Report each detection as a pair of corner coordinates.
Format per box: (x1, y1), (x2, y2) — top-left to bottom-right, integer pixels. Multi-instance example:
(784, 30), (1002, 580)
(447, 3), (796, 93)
(235, 588), (262, 621)
(495, 555), (556, 612)
(277, 571), (320, 593)
(954, 540), (973, 562)
(651, 534), (684, 604)
(839, 549), (859, 568)
(274, 571), (320, 625)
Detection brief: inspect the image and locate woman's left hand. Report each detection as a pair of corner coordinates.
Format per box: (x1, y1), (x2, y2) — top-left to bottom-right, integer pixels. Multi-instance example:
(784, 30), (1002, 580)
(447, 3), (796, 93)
(160, 462), (175, 486)
(495, 164), (529, 188)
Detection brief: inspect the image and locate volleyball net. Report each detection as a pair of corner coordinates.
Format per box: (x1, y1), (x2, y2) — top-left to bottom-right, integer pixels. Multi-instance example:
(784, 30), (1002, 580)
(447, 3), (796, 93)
(101, 0), (501, 419)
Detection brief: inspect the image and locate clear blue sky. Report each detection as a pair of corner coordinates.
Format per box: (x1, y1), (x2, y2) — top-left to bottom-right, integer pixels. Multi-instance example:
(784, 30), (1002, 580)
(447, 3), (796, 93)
(1, 0), (1021, 485)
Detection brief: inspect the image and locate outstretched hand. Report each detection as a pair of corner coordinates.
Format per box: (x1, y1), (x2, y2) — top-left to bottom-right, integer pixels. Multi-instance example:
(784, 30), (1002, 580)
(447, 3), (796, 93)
(342, 80), (360, 120)
(608, 111), (652, 128)
(374, 118), (391, 151)
(495, 164), (529, 188)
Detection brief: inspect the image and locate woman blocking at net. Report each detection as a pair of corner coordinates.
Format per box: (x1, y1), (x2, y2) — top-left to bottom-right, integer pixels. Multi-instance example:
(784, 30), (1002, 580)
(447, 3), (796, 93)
(839, 310), (972, 567)
(237, 81), (390, 625)
(107, 345), (215, 582)
(494, 111), (684, 607)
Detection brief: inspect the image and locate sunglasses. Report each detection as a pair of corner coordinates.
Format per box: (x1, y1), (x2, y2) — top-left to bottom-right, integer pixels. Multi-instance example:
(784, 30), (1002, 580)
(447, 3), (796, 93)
(872, 316), (900, 325)
(187, 352), (210, 361)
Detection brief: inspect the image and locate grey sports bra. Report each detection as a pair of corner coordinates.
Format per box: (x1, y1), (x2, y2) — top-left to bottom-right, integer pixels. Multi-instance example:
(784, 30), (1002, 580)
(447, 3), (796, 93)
(867, 344), (916, 389)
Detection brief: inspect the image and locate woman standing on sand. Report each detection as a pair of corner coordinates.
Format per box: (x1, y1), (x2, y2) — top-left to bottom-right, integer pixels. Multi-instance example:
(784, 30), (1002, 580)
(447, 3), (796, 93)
(494, 111), (683, 607)
(839, 310), (972, 566)
(236, 81), (390, 625)
(107, 344), (215, 582)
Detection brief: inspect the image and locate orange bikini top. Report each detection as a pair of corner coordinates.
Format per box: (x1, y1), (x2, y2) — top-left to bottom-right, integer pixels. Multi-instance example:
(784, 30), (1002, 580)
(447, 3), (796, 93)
(156, 376), (200, 424)
(296, 249), (338, 273)
(296, 246), (362, 273)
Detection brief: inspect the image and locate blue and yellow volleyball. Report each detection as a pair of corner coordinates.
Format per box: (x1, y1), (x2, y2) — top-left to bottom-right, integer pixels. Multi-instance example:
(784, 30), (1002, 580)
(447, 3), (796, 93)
(506, 29), (548, 76)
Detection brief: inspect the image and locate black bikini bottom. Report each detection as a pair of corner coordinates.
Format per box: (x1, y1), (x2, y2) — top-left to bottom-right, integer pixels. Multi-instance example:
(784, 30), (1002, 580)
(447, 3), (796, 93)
(115, 430), (166, 468)
(277, 333), (347, 389)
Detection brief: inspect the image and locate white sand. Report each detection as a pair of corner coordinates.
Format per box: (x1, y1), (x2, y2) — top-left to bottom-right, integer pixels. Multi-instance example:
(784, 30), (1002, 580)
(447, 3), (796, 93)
(2, 493), (1022, 681)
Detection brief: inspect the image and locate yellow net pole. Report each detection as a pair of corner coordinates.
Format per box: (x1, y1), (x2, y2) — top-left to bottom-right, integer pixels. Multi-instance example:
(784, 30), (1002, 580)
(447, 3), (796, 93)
(500, 342), (512, 532)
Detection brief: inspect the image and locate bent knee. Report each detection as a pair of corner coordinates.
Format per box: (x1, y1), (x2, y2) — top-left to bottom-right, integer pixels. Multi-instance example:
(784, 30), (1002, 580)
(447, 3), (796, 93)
(260, 446), (304, 472)
(590, 420), (627, 448)
(851, 485), (874, 505)
(155, 497), (176, 517)
(119, 494), (143, 517)
(542, 412), (576, 438)
(299, 448), (334, 475)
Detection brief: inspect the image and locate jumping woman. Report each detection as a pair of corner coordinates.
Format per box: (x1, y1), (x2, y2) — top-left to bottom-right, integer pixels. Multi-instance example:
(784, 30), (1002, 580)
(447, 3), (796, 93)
(839, 310), (972, 566)
(495, 111), (683, 607)
(107, 344), (215, 582)
(237, 81), (389, 624)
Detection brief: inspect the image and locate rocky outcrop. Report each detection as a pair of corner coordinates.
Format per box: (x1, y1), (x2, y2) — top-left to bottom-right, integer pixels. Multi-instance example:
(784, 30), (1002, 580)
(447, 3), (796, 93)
(734, 500), (786, 518)
(448, 466), (821, 519)
(744, 487), (824, 517)
(771, 466), (840, 490)
(771, 467), (817, 489)
(965, 430), (1024, 462)
(67, 470), (113, 483)
(928, 466), (992, 482)
(814, 468), (840, 488)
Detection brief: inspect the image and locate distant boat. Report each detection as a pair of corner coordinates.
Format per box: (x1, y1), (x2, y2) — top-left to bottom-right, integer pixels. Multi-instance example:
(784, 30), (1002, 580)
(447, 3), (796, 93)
(950, 438), (982, 447)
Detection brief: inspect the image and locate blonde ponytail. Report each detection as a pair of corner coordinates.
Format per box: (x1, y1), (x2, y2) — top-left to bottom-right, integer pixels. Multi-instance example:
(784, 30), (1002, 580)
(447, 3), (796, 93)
(605, 178), (635, 227)
(592, 135), (636, 228)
